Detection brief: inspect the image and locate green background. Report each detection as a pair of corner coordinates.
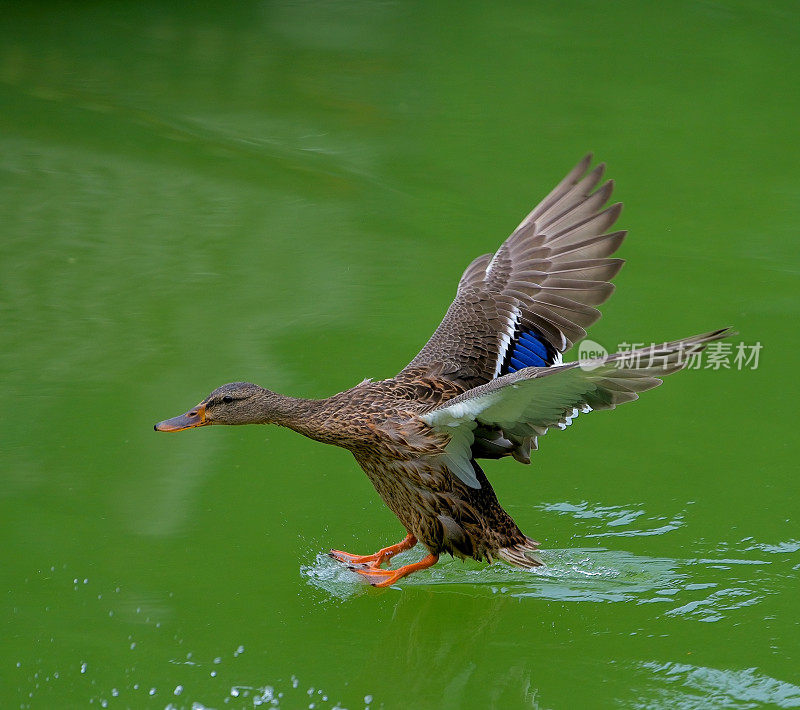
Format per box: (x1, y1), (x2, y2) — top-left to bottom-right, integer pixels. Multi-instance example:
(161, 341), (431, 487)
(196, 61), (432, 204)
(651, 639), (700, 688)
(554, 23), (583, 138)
(2, 2), (798, 708)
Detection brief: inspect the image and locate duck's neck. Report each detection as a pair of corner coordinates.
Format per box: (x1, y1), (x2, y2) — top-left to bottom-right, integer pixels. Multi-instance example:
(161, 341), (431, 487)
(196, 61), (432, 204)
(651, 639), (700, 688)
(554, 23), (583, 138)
(254, 387), (333, 443)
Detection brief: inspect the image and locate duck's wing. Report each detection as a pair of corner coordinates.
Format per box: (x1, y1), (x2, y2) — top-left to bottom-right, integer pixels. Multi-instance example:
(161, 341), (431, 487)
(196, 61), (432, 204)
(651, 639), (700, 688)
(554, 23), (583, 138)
(401, 154), (625, 388)
(419, 329), (731, 488)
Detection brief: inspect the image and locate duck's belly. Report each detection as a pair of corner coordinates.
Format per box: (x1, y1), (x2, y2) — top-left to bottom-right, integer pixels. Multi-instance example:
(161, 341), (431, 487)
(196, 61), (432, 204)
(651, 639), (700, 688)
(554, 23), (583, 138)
(353, 453), (526, 563)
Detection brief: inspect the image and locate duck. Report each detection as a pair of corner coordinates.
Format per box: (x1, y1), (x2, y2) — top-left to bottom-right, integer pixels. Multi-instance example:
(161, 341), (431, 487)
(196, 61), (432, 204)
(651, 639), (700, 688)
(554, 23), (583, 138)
(155, 155), (730, 587)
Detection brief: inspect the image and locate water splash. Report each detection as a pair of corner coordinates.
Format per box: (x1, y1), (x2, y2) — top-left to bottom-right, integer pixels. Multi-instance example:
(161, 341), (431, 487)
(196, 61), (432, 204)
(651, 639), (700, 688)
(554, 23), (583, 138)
(303, 546), (682, 604)
(302, 499), (800, 628)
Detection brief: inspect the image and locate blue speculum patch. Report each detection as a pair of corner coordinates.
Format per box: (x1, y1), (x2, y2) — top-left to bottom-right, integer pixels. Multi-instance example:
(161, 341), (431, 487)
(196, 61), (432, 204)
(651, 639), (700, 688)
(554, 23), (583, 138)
(503, 329), (557, 373)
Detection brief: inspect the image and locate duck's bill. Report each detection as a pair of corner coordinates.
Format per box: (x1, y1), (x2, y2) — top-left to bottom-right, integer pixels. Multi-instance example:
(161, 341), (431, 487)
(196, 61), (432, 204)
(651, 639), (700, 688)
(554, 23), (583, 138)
(154, 405), (207, 432)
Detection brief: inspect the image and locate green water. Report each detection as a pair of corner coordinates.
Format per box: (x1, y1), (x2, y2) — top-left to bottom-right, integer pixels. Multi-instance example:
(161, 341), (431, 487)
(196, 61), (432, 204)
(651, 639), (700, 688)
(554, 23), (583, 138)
(2, 2), (798, 708)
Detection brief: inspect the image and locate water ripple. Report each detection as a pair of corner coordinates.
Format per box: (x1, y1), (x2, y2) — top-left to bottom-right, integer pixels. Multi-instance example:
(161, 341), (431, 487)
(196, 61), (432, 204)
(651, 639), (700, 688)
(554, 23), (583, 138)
(541, 500), (685, 538)
(635, 661), (800, 709)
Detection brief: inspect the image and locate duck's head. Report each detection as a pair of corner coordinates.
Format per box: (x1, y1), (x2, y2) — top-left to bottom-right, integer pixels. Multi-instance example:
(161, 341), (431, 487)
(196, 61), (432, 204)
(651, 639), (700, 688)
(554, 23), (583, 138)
(154, 382), (265, 431)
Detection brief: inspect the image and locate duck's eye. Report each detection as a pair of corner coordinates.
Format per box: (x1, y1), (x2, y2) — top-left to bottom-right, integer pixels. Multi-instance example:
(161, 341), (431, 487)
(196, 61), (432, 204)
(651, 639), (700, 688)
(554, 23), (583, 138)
(222, 395), (233, 404)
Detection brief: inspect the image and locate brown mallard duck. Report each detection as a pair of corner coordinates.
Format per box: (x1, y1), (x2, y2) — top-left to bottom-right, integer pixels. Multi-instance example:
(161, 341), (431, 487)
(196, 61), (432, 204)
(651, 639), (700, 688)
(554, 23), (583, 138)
(155, 155), (729, 587)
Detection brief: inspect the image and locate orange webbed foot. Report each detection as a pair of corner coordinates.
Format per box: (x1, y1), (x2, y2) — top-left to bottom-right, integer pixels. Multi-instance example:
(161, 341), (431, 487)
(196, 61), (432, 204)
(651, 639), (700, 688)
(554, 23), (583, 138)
(348, 554), (439, 587)
(329, 549), (384, 568)
(329, 533), (417, 570)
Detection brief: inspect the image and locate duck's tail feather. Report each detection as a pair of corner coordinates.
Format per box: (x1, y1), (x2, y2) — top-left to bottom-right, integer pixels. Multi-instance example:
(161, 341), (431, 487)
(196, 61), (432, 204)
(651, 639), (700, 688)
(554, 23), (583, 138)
(497, 537), (543, 568)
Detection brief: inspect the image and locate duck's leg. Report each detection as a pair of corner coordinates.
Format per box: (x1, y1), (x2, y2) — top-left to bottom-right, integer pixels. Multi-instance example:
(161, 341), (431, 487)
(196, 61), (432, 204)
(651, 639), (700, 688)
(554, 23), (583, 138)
(329, 533), (417, 569)
(349, 553), (439, 587)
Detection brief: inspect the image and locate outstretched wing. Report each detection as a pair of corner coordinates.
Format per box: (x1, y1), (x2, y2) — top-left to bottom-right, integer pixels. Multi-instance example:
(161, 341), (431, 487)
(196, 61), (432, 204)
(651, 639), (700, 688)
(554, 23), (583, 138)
(419, 330), (731, 488)
(402, 155), (625, 388)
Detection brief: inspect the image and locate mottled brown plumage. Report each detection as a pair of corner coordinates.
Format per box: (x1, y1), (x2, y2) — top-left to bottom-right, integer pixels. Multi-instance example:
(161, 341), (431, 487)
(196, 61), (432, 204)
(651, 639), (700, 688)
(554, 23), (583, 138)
(155, 155), (730, 587)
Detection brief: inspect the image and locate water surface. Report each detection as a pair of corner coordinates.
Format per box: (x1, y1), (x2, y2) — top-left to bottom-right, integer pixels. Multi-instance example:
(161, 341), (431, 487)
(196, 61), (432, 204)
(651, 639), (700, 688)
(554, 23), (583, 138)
(2, 2), (798, 708)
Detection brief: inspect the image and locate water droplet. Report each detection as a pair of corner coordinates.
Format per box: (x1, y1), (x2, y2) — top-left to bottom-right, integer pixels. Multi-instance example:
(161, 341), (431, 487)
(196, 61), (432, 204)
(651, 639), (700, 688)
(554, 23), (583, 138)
(148, 688), (156, 696)
(364, 695), (373, 704)
(174, 685), (183, 696)
(80, 663), (87, 674)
